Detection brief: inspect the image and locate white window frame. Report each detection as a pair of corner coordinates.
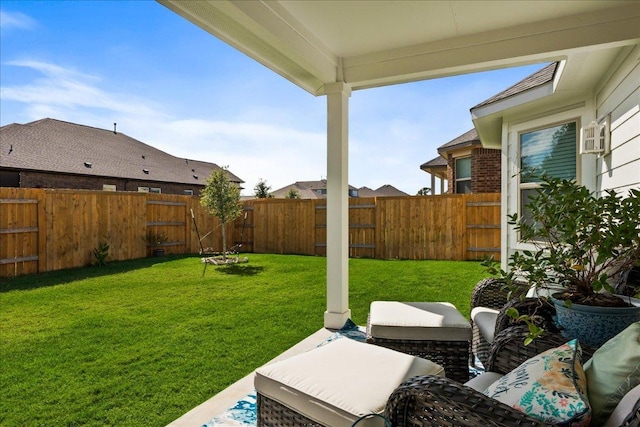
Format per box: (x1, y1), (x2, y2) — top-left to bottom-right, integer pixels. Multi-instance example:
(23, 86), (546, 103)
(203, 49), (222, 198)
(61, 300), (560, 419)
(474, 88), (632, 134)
(505, 105), (593, 261)
(102, 184), (116, 191)
(455, 156), (472, 194)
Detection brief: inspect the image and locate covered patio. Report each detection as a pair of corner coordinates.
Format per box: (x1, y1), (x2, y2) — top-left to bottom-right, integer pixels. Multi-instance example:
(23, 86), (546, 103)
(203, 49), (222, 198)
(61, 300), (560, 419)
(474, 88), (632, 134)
(156, 1), (640, 425)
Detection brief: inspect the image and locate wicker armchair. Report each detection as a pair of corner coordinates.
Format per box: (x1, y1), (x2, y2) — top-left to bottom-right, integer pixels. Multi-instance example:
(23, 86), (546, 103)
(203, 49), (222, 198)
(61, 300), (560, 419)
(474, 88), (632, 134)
(386, 375), (552, 427)
(385, 325), (602, 427)
(470, 277), (531, 365)
(485, 324), (595, 374)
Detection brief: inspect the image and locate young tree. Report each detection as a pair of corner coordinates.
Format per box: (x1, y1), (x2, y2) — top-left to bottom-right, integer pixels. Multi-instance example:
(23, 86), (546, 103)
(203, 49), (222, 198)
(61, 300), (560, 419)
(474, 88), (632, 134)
(285, 188), (300, 199)
(254, 179), (273, 198)
(416, 187), (431, 196)
(200, 167), (243, 259)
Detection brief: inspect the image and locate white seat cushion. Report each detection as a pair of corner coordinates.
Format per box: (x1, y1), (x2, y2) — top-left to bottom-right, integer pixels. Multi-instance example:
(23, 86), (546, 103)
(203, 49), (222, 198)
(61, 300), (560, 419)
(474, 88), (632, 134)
(368, 301), (471, 341)
(255, 338), (444, 427)
(464, 371), (503, 392)
(470, 306), (499, 343)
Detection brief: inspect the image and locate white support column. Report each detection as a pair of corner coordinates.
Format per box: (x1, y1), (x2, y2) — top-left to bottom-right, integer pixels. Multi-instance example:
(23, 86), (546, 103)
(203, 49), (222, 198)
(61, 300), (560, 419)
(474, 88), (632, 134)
(324, 81), (352, 329)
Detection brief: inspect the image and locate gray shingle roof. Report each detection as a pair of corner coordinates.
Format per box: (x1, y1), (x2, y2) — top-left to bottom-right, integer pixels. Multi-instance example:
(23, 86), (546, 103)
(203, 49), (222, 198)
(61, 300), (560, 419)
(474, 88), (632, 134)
(437, 128), (480, 154)
(374, 184), (408, 196)
(472, 62), (557, 110)
(353, 186), (375, 198)
(357, 185), (408, 197)
(420, 156), (448, 170)
(0, 118), (243, 185)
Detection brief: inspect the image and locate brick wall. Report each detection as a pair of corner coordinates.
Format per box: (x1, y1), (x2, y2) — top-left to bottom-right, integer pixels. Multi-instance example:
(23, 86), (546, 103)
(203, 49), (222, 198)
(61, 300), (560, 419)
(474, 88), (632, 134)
(471, 148), (501, 193)
(445, 148), (501, 194)
(446, 154), (455, 194)
(18, 171), (204, 195)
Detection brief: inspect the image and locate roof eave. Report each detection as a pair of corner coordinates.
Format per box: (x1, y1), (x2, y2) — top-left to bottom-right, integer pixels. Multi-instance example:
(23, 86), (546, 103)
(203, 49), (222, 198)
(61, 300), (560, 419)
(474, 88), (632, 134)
(471, 77), (556, 149)
(156, 0), (336, 96)
(437, 139), (482, 155)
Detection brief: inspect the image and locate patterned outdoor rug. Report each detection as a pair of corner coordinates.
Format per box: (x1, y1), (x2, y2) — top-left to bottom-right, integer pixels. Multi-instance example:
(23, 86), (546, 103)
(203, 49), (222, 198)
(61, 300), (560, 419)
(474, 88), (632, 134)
(201, 320), (483, 427)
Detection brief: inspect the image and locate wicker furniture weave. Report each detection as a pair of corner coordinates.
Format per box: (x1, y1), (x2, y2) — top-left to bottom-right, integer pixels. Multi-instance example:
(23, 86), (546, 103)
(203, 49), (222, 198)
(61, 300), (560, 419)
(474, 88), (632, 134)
(257, 393), (323, 427)
(366, 324), (470, 383)
(470, 277), (531, 365)
(383, 325), (608, 427)
(385, 375), (552, 427)
(485, 324), (595, 374)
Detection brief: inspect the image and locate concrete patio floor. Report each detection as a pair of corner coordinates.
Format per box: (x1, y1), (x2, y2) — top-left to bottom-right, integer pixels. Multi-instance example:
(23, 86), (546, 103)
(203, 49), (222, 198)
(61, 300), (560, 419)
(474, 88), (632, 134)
(166, 328), (335, 427)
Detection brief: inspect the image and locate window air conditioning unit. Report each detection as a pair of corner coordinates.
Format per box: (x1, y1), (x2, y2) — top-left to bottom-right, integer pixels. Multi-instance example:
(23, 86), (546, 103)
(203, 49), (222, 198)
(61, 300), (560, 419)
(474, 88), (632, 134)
(581, 118), (609, 155)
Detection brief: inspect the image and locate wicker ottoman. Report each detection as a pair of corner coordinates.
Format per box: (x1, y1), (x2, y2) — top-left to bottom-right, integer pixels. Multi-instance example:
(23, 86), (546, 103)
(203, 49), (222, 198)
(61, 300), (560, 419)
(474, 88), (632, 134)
(254, 337), (444, 427)
(366, 301), (472, 382)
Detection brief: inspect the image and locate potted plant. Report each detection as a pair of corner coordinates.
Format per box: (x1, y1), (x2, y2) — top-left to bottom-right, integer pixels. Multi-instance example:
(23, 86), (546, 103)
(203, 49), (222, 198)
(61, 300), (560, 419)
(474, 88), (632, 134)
(145, 231), (168, 257)
(491, 174), (640, 347)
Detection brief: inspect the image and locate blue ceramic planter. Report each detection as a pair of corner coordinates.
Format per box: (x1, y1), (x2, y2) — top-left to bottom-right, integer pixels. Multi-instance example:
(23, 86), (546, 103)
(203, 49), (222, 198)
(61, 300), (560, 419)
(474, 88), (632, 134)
(552, 295), (640, 348)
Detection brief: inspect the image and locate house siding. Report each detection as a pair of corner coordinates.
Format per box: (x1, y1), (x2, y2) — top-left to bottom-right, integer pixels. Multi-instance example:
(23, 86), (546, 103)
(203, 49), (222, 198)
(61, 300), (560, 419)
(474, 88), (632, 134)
(595, 46), (640, 195)
(14, 170), (203, 195)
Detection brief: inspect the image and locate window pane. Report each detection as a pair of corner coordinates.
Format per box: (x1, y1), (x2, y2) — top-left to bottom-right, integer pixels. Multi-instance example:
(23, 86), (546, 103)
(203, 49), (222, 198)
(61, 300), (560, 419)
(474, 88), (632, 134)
(520, 188), (539, 229)
(456, 180), (471, 194)
(520, 122), (576, 183)
(456, 157), (471, 179)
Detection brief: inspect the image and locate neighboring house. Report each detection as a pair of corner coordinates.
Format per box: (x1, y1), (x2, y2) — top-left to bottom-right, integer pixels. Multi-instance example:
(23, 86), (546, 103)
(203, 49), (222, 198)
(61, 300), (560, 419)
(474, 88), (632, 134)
(421, 128), (501, 194)
(357, 185), (408, 197)
(470, 53), (640, 266)
(270, 180), (407, 199)
(419, 156), (447, 195)
(0, 118), (243, 195)
(271, 180), (359, 199)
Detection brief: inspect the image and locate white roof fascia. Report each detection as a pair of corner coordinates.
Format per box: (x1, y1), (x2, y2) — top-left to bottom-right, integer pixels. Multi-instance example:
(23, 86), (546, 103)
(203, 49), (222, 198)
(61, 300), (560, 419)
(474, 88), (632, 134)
(553, 59), (567, 93)
(471, 78), (558, 121)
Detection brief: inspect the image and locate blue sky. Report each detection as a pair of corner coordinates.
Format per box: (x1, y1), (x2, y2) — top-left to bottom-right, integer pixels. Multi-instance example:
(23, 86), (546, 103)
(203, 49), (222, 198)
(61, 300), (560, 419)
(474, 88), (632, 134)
(1, 1), (547, 196)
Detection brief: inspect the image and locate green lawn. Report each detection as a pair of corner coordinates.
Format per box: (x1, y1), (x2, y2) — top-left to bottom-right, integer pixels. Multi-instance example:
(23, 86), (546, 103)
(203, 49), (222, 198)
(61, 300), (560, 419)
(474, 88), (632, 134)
(0, 254), (487, 426)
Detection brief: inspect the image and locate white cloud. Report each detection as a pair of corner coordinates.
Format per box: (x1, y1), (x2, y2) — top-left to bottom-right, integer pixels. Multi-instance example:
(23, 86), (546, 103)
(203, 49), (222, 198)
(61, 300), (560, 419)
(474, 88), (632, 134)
(1, 60), (161, 118)
(0, 10), (37, 31)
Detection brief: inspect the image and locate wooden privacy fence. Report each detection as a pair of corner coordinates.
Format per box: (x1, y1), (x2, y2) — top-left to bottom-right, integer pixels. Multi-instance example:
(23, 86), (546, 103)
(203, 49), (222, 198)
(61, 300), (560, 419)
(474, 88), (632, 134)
(0, 188), (236, 278)
(246, 193), (501, 261)
(1, 188), (500, 277)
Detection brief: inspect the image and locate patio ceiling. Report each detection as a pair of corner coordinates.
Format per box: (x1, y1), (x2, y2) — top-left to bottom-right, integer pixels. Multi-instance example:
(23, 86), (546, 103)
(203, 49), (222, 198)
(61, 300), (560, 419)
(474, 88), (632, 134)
(158, 1), (639, 95)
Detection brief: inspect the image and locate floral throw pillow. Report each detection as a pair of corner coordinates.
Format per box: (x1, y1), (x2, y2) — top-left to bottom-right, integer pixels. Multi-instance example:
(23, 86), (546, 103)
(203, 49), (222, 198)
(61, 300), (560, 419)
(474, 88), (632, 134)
(483, 339), (591, 426)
